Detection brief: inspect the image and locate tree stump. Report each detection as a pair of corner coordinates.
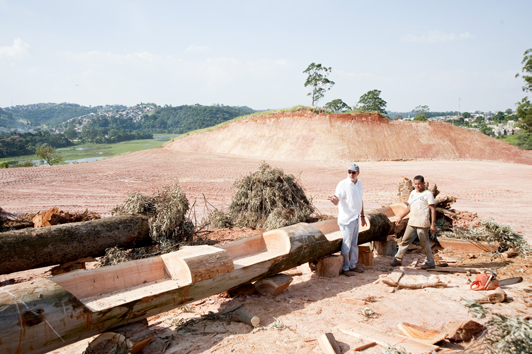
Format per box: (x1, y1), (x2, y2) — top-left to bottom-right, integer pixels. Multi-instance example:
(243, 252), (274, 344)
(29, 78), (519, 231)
(315, 255), (343, 278)
(357, 244), (374, 266)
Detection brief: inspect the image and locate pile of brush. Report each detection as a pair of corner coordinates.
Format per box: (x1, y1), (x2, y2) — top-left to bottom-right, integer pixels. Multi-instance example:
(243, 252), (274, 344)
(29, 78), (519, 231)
(99, 182), (195, 266)
(205, 162), (315, 230)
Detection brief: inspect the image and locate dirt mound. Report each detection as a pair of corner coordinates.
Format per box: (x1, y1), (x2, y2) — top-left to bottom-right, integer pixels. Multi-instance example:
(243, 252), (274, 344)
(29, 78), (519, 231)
(165, 110), (532, 164)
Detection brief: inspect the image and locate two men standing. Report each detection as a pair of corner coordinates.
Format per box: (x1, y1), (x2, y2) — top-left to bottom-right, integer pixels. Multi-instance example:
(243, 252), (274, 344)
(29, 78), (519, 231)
(328, 163), (366, 276)
(329, 166), (436, 274)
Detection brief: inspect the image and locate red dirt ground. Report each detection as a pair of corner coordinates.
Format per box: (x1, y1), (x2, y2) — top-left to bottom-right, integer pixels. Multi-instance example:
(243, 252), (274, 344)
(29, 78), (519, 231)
(1, 112), (532, 354)
(166, 111), (532, 164)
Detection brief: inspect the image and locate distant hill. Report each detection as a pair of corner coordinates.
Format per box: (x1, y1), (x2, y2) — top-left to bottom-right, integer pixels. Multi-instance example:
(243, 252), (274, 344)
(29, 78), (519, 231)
(1, 103), (257, 134)
(5, 103), (98, 127)
(0, 107), (22, 130)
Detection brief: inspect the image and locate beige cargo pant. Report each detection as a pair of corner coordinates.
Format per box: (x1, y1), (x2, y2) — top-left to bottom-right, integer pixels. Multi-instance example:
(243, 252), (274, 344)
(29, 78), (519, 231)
(394, 225), (435, 266)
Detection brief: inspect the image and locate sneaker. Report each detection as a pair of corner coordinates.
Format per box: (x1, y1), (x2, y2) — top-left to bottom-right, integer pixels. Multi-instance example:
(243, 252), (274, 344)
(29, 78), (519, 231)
(342, 270), (357, 277)
(390, 258), (402, 267)
(421, 263), (436, 270)
(350, 267), (364, 273)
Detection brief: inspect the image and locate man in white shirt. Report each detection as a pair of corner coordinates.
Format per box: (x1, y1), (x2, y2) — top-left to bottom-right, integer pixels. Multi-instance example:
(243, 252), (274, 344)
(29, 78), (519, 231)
(328, 163), (367, 276)
(391, 175), (436, 269)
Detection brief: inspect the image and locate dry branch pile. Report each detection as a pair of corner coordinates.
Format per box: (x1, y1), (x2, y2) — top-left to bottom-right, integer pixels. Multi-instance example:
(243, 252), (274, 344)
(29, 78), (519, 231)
(226, 162), (315, 230)
(100, 182), (194, 266)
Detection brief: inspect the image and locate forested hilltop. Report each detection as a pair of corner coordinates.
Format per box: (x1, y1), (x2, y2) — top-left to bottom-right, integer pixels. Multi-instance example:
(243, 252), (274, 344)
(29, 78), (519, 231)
(1, 103), (256, 133)
(0, 103), (257, 158)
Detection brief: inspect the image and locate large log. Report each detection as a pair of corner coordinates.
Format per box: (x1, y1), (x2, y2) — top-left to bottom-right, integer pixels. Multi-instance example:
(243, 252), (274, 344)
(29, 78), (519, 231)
(0, 215), (150, 274)
(0, 204), (407, 354)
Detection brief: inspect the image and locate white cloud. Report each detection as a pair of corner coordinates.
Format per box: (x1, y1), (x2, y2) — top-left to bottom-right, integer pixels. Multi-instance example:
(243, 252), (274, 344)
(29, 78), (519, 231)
(185, 45), (210, 52)
(0, 38), (30, 61)
(401, 30), (474, 43)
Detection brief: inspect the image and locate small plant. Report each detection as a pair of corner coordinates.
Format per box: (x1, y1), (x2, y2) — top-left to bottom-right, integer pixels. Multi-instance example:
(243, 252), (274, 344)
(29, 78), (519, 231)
(0, 161), (8, 168)
(378, 344), (410, 354)
(268, 317), (286, 330)
(360, 306), (378, 319)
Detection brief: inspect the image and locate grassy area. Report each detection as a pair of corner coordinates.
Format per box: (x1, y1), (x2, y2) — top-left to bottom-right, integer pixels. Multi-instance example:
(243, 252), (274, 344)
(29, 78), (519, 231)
(0, 134), (181, 165)
(498, 130), (532, 150)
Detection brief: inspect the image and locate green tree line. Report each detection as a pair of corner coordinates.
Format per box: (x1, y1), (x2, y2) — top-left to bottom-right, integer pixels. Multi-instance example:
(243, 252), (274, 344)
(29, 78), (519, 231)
(140, 105), (255, 133)
(0, 131), (73, 158)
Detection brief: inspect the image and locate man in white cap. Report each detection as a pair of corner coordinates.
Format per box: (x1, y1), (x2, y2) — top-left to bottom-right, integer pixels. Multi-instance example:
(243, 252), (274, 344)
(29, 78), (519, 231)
(328, 163), (366, 276)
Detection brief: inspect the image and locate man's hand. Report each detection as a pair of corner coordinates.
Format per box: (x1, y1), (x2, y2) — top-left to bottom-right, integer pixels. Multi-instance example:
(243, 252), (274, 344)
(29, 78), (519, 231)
(361, 216), (367, 227)
(430, 224), (436, 234)
(328, 195), (339, 205)
(395, 217), (403, 226)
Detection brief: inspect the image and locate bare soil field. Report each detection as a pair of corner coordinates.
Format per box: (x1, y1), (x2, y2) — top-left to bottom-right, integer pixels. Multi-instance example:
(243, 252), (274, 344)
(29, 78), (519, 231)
(1, 146), (532, 354)
(2, 148), (531, 243)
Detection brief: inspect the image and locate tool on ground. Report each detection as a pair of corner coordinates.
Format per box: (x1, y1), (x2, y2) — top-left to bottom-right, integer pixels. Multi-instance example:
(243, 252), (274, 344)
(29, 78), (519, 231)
(498, 276), (523, 286)
(470, 269), (499, 291)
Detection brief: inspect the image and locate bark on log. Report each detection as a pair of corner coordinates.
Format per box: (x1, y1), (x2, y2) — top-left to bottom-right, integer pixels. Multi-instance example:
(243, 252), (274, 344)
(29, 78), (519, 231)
(0, 215), (150, 274)
(0, 204), (407, 354)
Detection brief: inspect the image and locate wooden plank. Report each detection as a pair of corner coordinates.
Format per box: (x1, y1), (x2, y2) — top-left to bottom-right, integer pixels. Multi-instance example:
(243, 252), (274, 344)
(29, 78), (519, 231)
(438, 237), (497, 253)
(255, 274), (293, 296)
(318, 333), (341, 354)
(338, 321), (439, 354)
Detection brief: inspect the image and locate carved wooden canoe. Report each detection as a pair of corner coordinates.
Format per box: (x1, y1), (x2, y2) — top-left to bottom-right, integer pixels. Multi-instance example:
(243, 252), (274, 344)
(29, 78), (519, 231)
(0, 203), (408, 354)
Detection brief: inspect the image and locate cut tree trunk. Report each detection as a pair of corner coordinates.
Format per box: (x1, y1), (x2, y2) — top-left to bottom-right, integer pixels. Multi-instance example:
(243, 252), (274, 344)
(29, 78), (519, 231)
(231, 309), (260, 327)
(0, 215), (150, 275)
(0, 204), (407, 354)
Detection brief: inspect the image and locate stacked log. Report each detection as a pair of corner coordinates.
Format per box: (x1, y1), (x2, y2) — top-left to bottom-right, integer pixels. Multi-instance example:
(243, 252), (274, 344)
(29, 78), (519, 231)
(0, 215), (150, 274)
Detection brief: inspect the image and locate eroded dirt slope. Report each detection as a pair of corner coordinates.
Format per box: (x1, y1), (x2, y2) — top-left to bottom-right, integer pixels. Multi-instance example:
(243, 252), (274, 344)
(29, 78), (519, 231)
(165, 111), (532, 164)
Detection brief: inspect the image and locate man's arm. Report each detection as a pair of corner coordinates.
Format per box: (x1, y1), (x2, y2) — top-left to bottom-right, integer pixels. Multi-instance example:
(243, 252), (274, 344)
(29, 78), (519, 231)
(395, 204), (411, 225)
(327, 195), (339, 205)
(360, 202), (367, 227)
(429, 204), (436, 234)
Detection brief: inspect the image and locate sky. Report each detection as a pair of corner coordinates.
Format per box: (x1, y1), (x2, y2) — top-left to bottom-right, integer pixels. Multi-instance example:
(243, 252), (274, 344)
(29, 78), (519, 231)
(1, 0), (531, 112)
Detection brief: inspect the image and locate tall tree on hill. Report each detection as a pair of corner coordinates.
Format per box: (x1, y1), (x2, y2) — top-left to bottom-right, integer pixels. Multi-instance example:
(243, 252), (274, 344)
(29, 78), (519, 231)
(356, 89), (387, 114)
(413, 105), (430, 121)
(303, 63), (335, 106)
(324, 99), (351, 113)
(516, 48), (532, 132)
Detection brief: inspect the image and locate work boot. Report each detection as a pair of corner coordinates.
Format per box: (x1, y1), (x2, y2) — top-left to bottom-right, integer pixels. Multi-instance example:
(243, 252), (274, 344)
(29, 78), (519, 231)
(390, 258), (402, 267)
(342, 270), (357, 277)
(350, 266), (364, 273)
(421, 263), (435, 270)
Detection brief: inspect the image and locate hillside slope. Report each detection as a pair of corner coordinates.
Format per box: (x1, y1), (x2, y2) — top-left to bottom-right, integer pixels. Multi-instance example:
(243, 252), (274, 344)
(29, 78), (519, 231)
(165, 110), (532, 164)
